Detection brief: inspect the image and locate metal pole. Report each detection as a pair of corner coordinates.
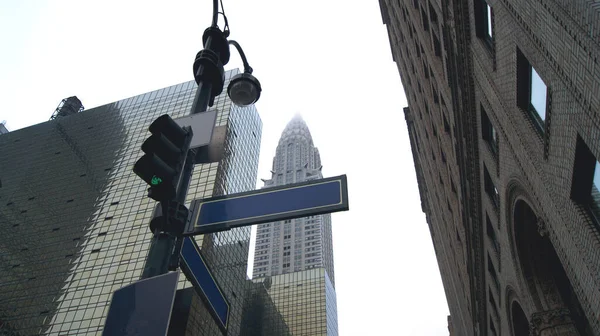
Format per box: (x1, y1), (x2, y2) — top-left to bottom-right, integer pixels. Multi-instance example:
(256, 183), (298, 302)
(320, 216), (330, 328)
(140, 221), (174, 278)
(191, 81), (213, 115)
(140, 80), (213, 279)
(140, 0), (218, 279)
(174, 81), (213, 203)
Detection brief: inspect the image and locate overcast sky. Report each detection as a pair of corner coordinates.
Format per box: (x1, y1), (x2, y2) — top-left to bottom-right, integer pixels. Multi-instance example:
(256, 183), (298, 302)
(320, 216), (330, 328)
(0, 1), (449, 334)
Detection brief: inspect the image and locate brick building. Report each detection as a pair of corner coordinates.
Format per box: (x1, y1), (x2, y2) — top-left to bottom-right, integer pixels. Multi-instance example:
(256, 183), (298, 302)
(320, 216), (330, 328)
(379, 0), (600, 335)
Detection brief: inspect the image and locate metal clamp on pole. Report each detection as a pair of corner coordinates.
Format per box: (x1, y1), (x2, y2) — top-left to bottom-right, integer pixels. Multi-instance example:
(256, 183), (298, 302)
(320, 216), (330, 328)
(149, 200), (189, 236)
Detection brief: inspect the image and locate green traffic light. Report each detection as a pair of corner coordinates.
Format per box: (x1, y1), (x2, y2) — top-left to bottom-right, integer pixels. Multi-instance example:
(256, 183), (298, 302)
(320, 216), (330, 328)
(151, 175), (163, 186)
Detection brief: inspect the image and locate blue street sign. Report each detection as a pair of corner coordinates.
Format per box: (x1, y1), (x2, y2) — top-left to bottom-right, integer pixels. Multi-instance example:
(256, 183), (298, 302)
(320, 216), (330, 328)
(184, 175), (349, 235)
(179, 237), (229, 333)
(103, 272), (179, 336)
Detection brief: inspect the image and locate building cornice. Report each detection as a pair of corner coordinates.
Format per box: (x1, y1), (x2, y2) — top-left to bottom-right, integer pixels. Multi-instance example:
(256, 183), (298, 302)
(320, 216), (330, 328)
(444, 0), (487, 334)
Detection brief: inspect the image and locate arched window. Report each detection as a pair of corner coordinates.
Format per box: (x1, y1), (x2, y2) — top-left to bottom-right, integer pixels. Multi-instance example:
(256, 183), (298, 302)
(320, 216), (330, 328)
(511, 301), (529, 336)
(513, 200), (592, 335)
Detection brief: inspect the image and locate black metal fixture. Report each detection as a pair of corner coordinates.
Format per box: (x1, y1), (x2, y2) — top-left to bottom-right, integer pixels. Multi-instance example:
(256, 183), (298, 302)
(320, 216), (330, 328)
(192, 0), (261, 110)
(227, 40), (262, 106)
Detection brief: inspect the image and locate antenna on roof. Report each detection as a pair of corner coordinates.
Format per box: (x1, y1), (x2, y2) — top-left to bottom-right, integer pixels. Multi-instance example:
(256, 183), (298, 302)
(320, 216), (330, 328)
(0, 121), (8, 134)
(50, 96), (84, 120)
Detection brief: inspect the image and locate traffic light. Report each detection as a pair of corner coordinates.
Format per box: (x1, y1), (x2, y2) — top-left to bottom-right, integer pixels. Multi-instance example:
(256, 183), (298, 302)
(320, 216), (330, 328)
(133, 114), (193, 201)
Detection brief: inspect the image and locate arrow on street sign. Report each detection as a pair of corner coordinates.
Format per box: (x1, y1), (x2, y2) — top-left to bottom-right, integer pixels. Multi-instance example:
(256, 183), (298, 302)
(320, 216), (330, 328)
(179, 237), (229, 334)
(183, 175), (349, 236)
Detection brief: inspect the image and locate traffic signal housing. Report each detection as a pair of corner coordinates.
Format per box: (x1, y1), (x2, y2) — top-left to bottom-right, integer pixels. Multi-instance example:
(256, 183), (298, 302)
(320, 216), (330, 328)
(133, 114), (193, 201)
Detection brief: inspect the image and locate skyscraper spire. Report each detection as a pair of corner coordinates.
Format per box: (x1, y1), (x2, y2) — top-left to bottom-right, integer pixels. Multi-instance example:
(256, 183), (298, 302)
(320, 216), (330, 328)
(252, 115), (338, 335)
(254, 115), (334, 283)
(269, 115), (322, 182)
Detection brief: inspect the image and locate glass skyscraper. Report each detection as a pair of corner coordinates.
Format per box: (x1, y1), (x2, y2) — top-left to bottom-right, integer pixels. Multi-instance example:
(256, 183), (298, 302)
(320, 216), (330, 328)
(252, 269), (337, 336)
(0, 69), (262, 335)
(252, 115), (338, 336)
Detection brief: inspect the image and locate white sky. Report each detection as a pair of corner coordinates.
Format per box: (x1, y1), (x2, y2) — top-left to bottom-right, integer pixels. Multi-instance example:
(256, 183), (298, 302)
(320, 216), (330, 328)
(0, 1), (449, 334)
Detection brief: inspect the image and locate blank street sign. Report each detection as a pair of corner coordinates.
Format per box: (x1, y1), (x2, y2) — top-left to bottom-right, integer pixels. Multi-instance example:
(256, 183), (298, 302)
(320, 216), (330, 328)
(103, 272), (179, 336)
(174, 110), (217, 149)
(184, 175), (349, 235)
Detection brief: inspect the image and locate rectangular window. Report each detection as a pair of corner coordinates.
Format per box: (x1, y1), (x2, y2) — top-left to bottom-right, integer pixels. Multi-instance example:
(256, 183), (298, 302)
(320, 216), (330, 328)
(475, 0), (494, 47)
(487, 254), (500, 293)
(486, 214), (500, 256)
(443, 113), (451, 133)
(571, 135), (600, 232)
(489, 289), (499, 320)
(517, 48), (548, 133)
(484, 166), (499, 208)
(595, 162), (600, 191)
(481, 105), (499, 154)
(429, 3), (438, 23)
(486, 4), (493, 38)
(433, 32), (442, 57)
(421, 7), (429, 31)
(531, 67), (547, 120)
(490, 317), (498, 336)
(571, 137), (595, 203)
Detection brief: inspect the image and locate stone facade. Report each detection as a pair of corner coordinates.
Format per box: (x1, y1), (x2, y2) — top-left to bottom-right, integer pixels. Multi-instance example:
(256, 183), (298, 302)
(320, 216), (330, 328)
(380, 0), (600, 335)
